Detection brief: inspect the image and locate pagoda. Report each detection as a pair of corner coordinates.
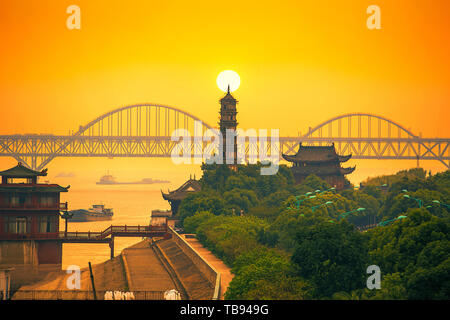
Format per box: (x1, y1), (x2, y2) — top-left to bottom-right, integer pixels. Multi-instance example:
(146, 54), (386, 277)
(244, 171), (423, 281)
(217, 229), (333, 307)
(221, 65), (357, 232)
(282, 143), (355, 190)
(219, 85), (238, 166)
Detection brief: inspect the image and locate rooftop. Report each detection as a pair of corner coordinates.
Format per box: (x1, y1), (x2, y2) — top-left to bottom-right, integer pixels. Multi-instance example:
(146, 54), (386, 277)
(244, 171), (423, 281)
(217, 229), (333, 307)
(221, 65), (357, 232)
(0, 184), (69, 192)
(0, 162), (48, 178)
(220, 86), (238, 103)
(162, 176), (202, 201)
(282, 143), (352, 163)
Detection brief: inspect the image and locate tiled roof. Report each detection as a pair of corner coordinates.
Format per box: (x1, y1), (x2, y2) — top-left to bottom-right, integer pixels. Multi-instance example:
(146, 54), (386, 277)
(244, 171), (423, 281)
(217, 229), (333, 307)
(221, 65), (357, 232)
(161, 178), (202, 201)
(0, 184), (69, 192)
(282, 143), (351, 163)
(0, 163), (47, 177)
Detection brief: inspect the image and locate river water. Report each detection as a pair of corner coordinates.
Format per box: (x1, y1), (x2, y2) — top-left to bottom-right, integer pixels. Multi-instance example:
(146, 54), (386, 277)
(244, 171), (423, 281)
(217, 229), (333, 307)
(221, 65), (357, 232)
(59, 188), (169, 270)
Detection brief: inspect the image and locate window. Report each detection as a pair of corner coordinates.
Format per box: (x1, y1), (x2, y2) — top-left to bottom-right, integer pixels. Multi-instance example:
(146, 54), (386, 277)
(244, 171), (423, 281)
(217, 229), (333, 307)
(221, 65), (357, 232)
(39, 216), (56, 233)
(6, 178), (31, 184)
(7, 217), (15, 233)
(40, 194), (56, 208)
(16, 218), (27, 234)
(5, 217), (28, 234)
(10, 195), (20, 207)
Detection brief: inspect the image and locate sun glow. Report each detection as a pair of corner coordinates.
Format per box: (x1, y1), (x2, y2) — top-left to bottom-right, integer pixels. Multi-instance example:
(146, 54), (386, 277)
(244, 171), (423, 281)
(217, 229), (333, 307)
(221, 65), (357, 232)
(217, 70), (240, 92)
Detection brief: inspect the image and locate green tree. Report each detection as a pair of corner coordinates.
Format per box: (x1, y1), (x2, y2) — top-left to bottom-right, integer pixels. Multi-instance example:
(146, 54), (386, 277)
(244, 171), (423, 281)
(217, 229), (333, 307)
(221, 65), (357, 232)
(183, 211), (215, 233)
(225, 247), (311, 300)
(291, 220), (368, 298)
(178, 191), (227, 222)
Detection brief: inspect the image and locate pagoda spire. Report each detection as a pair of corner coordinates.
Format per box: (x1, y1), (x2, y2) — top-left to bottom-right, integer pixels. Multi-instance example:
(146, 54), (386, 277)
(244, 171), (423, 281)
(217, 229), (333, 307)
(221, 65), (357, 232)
(227, 84), (230, 94)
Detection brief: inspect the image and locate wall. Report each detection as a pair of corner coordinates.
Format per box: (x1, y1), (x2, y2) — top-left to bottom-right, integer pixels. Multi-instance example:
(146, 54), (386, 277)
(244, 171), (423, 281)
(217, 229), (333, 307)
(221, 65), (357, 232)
(38, 241), (62, 264)
(0, 241), (38, 265)
(0, 240), (62, 290)
(167, 227), (220, 299)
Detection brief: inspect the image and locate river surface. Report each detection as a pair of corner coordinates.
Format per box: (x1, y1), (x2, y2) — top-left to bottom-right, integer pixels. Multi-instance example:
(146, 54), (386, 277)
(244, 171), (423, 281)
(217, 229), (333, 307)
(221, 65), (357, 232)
(59, 188), (169, 270)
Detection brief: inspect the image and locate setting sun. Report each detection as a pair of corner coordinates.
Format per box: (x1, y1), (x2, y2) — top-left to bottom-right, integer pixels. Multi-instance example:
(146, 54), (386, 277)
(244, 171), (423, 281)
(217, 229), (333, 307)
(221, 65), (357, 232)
(216, 70), (240, 92)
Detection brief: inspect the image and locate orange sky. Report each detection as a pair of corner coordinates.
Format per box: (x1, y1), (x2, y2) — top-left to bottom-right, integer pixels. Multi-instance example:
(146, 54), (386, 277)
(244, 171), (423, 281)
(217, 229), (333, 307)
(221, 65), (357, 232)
(0, 0), (449, 186)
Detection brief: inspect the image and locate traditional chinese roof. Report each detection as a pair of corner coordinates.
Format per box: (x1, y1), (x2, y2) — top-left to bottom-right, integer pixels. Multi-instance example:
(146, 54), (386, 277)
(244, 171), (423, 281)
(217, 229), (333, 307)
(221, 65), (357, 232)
(161, 176), (202, 201)
(0, 184), (70, 192)
(0, 163), (48, 178)
(291, 165), (356, 176)
(220, 85), (237, 103)
(282, 143), (352, 163)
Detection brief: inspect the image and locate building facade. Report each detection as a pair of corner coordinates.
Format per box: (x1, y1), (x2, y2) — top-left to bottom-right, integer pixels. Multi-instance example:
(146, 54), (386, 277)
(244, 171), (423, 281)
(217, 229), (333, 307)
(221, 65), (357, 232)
(0, 163), (69, 289)
(282, 143), (355, 190)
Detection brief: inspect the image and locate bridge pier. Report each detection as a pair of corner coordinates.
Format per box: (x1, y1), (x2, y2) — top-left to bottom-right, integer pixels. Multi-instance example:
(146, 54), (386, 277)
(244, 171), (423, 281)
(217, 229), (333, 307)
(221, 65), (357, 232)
(109, 237), (114, 260)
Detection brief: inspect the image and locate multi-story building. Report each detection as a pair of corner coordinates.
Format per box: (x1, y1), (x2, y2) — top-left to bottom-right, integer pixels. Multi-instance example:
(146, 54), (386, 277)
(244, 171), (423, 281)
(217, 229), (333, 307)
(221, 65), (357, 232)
(0, 162), (69, 289)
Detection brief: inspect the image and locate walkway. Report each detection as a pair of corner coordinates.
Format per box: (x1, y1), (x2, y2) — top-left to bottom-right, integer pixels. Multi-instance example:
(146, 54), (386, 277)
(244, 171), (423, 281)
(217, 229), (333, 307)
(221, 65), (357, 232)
(121, 240), (175, 292)
(182, 235), (234, 299)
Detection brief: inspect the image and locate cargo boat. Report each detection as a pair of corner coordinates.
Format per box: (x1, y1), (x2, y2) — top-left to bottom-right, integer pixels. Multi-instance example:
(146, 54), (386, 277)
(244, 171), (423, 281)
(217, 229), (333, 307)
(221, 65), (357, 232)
(69, 204), (114, 222)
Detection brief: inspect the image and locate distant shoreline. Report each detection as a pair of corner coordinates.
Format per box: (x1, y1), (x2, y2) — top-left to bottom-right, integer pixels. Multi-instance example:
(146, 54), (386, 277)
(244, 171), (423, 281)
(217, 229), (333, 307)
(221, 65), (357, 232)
(96, 180), (170, 185)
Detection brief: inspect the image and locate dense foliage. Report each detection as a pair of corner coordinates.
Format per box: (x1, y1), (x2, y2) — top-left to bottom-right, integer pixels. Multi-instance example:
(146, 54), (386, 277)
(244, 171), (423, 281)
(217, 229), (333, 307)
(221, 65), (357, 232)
(179, 163), (450, 299)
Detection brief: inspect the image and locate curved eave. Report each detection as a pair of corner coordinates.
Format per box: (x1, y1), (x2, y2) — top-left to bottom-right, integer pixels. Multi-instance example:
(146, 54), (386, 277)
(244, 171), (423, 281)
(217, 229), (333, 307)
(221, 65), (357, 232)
(281, 154), (297, 162)
(338, 154), (352, 162)
(282, 154), (340, 164)
(161, 190), (170, 200)
(341, 166), (356, 175)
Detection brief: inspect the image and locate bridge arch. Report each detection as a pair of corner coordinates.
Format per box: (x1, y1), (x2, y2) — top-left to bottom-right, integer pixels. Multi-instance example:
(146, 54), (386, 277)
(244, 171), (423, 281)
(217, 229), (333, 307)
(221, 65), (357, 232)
(35, 103), (214, 170)
(76, 103), (213, 137)
(303, 113), (419, 139)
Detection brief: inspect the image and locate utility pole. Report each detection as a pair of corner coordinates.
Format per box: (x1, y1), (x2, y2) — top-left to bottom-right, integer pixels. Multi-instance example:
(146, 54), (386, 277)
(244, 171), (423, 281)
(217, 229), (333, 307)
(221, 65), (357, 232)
(88, 262), (97, 300)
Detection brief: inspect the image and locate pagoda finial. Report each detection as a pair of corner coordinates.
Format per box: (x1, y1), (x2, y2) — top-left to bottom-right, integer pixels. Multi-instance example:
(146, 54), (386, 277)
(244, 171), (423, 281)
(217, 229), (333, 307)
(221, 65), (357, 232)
(227, 84), (230, 94)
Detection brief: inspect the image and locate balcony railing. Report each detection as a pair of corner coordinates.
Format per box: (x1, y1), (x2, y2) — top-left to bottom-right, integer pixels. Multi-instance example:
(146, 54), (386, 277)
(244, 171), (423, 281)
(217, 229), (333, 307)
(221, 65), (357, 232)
(0, 203), (60, 210)
(0, 225), (168, 241)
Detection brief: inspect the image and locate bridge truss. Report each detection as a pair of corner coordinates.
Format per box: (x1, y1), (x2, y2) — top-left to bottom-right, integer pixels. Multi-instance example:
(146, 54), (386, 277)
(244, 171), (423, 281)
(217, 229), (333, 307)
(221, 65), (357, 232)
(0, 106), (448, 170)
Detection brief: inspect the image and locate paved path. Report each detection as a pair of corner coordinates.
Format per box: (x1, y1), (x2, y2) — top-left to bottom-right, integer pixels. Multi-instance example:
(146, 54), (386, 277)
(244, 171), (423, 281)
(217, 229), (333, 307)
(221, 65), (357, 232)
(182, 235), (234, 299)
(122, 240), (176, 292)
(156, 239), (214, 299)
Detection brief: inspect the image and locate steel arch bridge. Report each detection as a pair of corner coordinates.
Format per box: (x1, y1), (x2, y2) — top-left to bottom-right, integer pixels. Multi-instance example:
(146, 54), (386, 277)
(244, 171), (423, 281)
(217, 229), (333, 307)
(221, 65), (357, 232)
(0, 105), (449, 170)
(280, 113), (450, 169)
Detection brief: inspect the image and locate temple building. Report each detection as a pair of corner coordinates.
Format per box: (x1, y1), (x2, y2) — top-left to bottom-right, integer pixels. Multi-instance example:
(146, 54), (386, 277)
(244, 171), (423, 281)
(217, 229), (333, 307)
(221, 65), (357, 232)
(0, 163), (69, 289)
(219, 86), (238, 166)
(161, 176), (202, 216)
(282, 143), (355, 190)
